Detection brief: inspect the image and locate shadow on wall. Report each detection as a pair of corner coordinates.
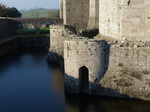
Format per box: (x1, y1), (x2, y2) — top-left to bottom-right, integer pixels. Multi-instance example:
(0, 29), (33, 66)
(18, 36), (50, 49)
(0, 36), (50, 58)
(0, 19), (20, 38)
(64, 73), (130, 99)
(80, 29), (99, 38)
(102, 44), (111, 80)
(95, 42), (111, 81)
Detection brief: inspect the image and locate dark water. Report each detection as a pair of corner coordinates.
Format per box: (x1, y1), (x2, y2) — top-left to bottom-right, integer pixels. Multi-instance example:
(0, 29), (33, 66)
(0, 48), (150, 112)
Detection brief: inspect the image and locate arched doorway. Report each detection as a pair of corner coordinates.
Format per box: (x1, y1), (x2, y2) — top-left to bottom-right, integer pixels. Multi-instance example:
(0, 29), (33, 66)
(79, 66), (89, 94)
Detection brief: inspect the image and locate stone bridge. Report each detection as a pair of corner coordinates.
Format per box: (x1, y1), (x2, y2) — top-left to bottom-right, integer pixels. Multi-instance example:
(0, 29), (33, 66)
(0, 17), (63, 33)
(12, 18), (63, 28)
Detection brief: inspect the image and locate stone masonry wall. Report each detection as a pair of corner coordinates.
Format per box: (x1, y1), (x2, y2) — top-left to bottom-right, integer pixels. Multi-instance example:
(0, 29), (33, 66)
(50, 25), (64, 56)
(99, 0), (121, 40)
(0, 36), (50, 57)
(98, 45), (150, 100)
(121, 0), (150, 41)
(19, 36), (50, 48)
(63, 0), (89, 31)
(50, 25), (76, 56)
(99, 0), (150, 41)
(109, 45), (150, 73)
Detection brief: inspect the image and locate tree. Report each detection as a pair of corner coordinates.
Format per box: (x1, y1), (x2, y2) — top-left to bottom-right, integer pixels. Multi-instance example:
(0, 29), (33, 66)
(30, 10), (40, 18)
(47, 9), (59, 18)
(0, 3), (22, 18)
(5, 7), (22, 18)
(0, 3), (7, 17)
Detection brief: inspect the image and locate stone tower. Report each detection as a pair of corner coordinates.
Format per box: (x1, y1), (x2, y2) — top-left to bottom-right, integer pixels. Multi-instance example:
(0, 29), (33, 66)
(63, 38), (108, 93)
(60, 0), (100, 30)
(88, 0), (99, 29)
(61, 0), (90, 30)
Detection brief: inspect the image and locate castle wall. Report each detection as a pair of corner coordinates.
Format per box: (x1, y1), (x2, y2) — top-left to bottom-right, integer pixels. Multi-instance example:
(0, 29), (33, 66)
(109, 45), (150, 73)
(88, 0), (99, 29)
(97, 45), (150, 100)
(99, 0), (150, 41)
(0, 36), (49, 57)
(63, 0), (89, 30)
(63, 40), (150, 98)
(50, 25), (64, 56)
(0, 19), (17, 38)
(49, 25), (76, 56)
(64, 39), (108, 93)
(121, 0), (150, 41)
(99, 0), (121, 40)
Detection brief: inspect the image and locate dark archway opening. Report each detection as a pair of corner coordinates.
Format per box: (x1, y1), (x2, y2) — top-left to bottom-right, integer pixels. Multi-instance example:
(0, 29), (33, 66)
(79, 66), (89, 94)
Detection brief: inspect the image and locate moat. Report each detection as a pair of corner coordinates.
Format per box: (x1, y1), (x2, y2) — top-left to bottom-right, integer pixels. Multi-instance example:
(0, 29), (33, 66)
(0, 48), (149, 112)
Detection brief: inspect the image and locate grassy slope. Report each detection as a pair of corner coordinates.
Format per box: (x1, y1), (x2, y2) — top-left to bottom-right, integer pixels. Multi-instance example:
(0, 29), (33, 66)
(20, 8), (59, 18)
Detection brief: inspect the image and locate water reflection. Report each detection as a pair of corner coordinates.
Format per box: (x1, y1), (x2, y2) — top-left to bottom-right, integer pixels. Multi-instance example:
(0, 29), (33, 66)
(49, 63), (66, 110)
(50, 64), (64, 94)
(0, 48), (65, 112)
(0, 48), (149, 112)
(65, 93), (150, 112)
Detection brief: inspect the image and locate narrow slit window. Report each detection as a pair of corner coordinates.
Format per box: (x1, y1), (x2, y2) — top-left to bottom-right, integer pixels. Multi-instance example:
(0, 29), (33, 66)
(128, 0), (131, 5)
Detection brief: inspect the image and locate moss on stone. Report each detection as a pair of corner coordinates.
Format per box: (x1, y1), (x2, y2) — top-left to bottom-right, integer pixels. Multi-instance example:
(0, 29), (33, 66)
(116, 78), (132, 87)
(118, 63), (124, 67)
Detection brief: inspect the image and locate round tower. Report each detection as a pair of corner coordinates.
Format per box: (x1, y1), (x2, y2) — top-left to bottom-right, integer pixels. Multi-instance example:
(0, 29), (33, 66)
(63, 37), (108, 94)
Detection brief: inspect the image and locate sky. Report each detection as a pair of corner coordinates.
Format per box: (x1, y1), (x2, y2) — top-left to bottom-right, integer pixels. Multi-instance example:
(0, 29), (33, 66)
(0, 0), (59, 10)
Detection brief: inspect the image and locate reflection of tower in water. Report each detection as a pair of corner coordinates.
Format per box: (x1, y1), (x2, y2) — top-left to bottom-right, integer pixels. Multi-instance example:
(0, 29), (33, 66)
(50, 64), (65, 99)
(65, 93), (90, 112)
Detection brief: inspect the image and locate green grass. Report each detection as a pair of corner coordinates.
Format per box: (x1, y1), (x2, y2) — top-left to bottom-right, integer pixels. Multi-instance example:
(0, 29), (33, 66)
(20, 8), (59, 18)
(16, 28), (49, 35)
(40, 28), (50, 33)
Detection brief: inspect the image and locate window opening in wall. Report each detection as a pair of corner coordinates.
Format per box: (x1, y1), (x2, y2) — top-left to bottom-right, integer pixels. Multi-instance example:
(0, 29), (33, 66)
(67, 43), (69, 57)
(128, 0), (131, 5)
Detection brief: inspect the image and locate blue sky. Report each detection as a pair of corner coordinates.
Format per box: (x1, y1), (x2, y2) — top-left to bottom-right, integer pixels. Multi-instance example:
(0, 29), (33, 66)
(0, 0), (59, 10)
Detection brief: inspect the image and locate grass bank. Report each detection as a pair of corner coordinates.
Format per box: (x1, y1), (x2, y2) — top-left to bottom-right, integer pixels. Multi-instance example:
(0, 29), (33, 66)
(16, 28), (50, 35)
